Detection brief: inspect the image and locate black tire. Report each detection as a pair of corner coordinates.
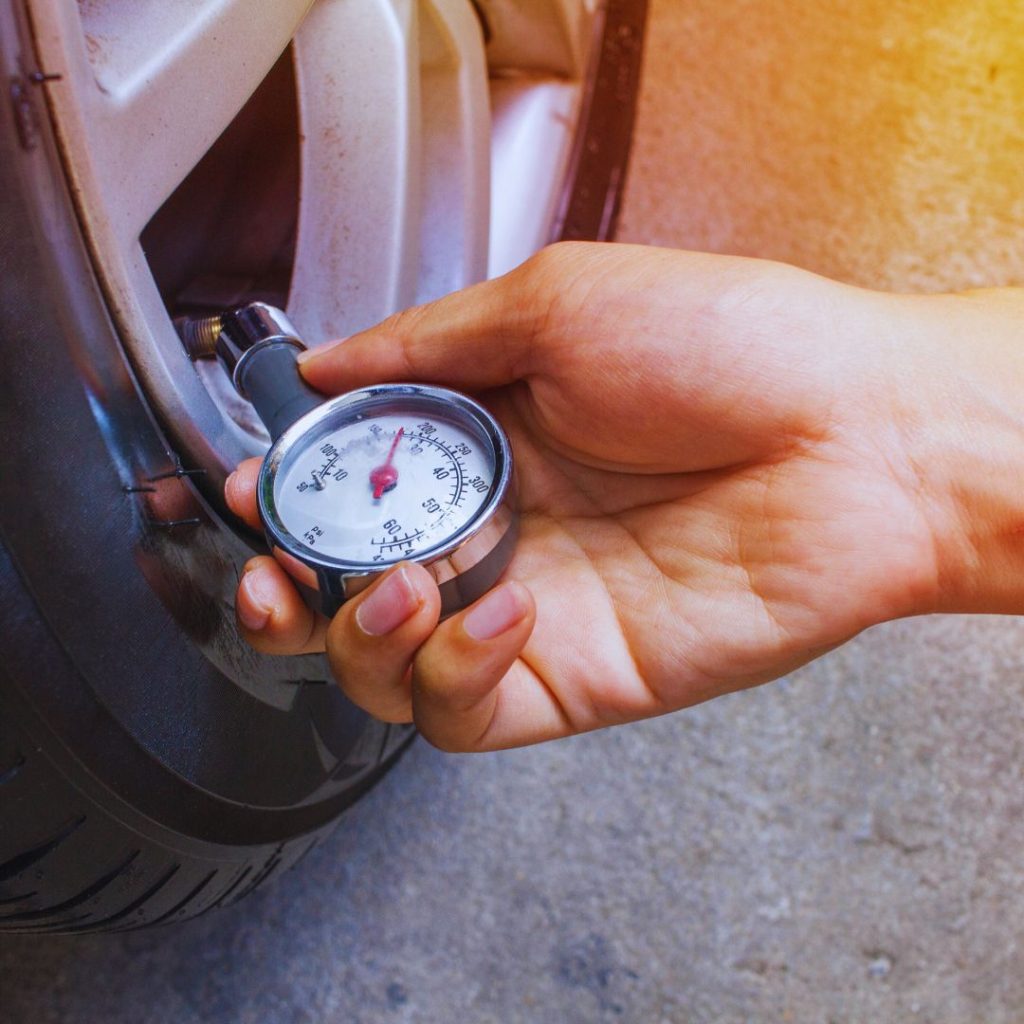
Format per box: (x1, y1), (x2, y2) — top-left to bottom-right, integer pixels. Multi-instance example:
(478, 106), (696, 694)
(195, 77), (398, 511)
(0, 0), (646, 934)
(0, 4), (414, 935)
(0, 693), (361, 933)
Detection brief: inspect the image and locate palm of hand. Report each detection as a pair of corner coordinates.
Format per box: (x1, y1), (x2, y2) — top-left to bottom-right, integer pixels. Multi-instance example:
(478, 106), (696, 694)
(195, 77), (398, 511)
(484, 350), (932, 738)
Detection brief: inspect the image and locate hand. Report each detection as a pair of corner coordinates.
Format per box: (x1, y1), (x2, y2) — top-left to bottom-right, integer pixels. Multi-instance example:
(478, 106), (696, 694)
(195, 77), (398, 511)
(226, 242), (1024, 750)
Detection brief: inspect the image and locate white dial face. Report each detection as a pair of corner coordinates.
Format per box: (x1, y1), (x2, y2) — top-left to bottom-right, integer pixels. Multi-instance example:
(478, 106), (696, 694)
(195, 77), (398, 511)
(274, 409), (496, 565)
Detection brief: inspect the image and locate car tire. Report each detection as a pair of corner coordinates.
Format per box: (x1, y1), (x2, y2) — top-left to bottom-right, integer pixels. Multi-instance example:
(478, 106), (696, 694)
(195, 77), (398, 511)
(0, 0), (646, 933)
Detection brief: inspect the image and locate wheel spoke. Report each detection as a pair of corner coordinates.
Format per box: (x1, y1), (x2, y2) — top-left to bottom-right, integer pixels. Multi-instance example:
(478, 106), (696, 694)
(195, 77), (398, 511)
(28, 0), (316, 240)
(415, 0), (491, 307)
(288, 0), (491, 342)
(287, 0), (422, 340)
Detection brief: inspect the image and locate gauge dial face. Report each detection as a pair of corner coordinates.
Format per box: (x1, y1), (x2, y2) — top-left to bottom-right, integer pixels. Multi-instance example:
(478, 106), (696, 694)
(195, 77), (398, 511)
(271, 405), (499, 566)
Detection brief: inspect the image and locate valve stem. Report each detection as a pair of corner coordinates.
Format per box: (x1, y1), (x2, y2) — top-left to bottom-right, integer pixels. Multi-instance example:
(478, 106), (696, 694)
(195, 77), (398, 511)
(174, 314), (223, 360)
(172, 302), (320, 442)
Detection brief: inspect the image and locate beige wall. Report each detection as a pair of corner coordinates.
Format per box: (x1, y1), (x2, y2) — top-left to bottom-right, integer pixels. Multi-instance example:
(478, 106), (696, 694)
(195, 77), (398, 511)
(618, 0), (1024, 294)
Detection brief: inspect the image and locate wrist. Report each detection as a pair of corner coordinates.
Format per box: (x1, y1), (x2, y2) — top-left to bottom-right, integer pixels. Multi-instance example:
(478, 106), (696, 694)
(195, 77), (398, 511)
(877, 288), (1024, 616)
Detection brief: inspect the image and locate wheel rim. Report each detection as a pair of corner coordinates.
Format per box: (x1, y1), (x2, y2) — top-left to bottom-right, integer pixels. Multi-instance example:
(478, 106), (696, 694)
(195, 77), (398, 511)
(25, 0), (602, 487)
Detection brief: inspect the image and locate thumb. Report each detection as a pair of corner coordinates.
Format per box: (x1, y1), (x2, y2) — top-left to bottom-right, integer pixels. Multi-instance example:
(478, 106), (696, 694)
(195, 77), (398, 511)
(297, 262), (547, 395)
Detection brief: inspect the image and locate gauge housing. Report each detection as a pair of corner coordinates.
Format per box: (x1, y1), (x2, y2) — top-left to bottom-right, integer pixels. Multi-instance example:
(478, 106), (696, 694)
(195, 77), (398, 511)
(257, 384), (517, 616)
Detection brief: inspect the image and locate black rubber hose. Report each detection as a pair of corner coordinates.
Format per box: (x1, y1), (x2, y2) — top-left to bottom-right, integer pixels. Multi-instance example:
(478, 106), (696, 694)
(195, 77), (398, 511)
(235, 342), (324, 441)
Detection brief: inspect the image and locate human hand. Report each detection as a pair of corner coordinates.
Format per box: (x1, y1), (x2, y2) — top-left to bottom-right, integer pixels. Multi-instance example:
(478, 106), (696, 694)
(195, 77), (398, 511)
(226, 242), (1024, 749)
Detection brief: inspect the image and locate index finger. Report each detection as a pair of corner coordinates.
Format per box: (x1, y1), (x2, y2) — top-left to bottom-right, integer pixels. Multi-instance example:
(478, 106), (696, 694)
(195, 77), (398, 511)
(295, 255), (552, 396)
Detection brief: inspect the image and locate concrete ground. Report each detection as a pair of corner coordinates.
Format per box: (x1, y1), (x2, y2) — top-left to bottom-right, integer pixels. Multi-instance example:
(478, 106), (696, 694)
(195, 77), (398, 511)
(5, 1), (1024, 1020)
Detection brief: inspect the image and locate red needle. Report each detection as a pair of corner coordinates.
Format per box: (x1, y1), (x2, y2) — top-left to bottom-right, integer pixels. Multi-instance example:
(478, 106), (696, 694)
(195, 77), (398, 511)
(369, 427), (404, 499)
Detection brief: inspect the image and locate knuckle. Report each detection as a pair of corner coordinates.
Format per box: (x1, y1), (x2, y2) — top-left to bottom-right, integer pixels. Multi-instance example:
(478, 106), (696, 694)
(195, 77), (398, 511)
(515, 242), (598, 350)
(377, 307), (427, 376)
(523, 240), (589, 277)
(518, 241), (595, 297)
(517, 244), (569, 304)
(410, 644), (457, 701)
(377, 306), (414, 339)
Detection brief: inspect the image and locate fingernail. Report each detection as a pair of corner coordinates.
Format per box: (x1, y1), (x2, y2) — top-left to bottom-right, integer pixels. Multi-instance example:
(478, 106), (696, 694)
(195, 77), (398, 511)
(463, 583), (527, 641)
(356, 567), (422, 636)
(297, 336), (347, 367)
(238, 567), (274, 631)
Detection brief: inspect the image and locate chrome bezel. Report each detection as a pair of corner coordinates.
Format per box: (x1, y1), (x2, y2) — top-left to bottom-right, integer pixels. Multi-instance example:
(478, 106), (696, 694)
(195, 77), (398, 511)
(257, 383), (515, 590)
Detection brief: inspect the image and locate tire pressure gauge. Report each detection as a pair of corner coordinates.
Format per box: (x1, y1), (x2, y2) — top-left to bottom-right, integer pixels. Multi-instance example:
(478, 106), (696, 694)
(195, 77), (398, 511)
(262, 383), (516, 616)
(177, 302), (517, 617)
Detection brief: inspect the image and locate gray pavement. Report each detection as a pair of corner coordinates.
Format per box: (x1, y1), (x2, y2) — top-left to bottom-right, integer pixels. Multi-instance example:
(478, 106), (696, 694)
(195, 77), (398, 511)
(4, 615), (1024, 1022)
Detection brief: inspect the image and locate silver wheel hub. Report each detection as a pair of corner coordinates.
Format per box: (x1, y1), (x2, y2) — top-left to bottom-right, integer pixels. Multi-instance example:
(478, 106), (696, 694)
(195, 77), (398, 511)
(27, 0), (602, 487)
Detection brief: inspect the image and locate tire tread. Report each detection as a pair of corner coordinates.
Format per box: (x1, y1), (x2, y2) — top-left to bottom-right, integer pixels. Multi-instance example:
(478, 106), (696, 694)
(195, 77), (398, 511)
(0, 850), (141, 925)
(0, 709), (330, 934)
(0, 815), (86, 882)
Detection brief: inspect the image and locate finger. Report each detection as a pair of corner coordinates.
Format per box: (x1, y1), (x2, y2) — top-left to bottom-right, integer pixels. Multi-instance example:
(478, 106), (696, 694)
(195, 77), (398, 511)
(410, 581), (550, 752)
(225, 458), (263, 530)
(236, 556), (328, 655)
(296, 253), (555, 395)
(325, 562), (442, 723)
